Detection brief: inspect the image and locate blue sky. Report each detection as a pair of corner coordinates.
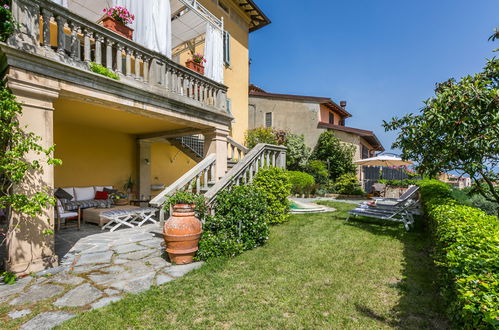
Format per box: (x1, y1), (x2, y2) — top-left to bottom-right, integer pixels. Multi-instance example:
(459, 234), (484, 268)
(249, 0), (499, 153)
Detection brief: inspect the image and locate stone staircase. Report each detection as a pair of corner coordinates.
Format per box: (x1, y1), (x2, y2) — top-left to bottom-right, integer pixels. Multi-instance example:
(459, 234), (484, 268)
(149, 140), (286, 224)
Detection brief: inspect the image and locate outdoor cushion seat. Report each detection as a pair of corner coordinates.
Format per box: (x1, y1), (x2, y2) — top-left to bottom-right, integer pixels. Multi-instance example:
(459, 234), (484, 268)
(64, 199), (112, 211)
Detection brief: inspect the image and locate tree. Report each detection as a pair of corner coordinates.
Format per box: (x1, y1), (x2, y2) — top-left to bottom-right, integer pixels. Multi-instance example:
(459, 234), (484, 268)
(311, 131), (356, 181)
(383, 58), (499, 215)
(244, 127), (284, 149)
(285, 133), (311, 171)
(0, 83), (61, 250)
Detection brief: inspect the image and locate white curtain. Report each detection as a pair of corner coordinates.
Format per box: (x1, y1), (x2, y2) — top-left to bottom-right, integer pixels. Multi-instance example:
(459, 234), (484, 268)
(113, 0), (172, 58)
(204, 23), (224, 83)
(51, 0), (68, 7)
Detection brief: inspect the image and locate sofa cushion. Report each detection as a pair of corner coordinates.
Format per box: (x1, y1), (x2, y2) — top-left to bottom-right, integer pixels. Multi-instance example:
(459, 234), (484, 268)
(55, 188), (73, 201)
(95, 186), (113, 192)
(95, 191), (109, 200)
(61, 187), (75, 200)
(74, 187), (95, 201)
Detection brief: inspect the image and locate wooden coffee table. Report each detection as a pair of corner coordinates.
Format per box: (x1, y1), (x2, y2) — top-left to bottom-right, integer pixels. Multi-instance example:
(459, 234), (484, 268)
(83, 205), (139, 227)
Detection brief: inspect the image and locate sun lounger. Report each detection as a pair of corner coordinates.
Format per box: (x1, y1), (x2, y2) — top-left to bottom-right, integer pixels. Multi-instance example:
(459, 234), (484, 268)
(101, 207), (158, 232)
(348, 186), (420, 231)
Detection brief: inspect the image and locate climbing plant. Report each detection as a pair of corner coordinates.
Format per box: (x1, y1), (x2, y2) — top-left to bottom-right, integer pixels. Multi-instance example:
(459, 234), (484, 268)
(0, 83), (61, 250)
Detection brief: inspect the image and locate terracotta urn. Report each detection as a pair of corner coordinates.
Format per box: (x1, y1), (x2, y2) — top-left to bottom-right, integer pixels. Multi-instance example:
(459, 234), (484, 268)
(163, 204), (202, 264)
(99, 16), (134, 40)
(185, 60), (205, 75)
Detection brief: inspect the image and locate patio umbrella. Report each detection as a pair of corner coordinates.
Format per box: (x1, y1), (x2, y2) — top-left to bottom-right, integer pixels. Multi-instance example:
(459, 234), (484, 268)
(353, 155), (413, 166)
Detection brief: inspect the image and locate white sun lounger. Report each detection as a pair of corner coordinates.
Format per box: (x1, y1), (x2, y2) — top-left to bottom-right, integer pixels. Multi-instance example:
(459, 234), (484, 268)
(347, 186), (420, 231)
(101, 207), (158, 232)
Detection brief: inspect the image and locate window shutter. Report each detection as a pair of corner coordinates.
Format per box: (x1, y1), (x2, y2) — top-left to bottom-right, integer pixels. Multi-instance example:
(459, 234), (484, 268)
(223, 31), (231, 65)
(329, 112), (334, 124)
(265, 112), (272, 128)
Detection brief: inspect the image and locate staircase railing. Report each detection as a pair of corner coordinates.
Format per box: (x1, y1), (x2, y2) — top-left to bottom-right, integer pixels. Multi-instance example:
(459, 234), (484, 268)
(150, 154), (216, 222)
(175, 135), (205, 159)
(205, 144), (286, 206)
(227, 136), (249, 161)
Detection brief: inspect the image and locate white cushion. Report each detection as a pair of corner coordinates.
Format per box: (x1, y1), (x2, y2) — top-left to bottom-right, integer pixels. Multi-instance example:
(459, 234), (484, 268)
(60, 211), (78, 218)
(61, 187), (75, 200)
(94, 186), (114, 192)
(74, 187), (95, 201)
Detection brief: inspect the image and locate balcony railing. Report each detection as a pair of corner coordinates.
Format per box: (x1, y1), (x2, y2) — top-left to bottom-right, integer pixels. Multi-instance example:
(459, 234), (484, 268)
(8, 0), (227, 112)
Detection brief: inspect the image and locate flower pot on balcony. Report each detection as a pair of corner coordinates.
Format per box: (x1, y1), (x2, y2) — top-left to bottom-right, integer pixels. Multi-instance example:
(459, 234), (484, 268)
(99, 16), (134, 40)
(163, 204), (202, 264)
(185, 60), (205, 75)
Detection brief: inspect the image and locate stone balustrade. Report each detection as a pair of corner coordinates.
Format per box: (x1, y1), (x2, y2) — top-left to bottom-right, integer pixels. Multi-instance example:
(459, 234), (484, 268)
(8, 0), (228, 112)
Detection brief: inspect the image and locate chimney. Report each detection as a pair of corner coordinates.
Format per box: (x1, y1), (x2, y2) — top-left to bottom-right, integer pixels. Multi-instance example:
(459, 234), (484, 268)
(340, 101), (347, 108)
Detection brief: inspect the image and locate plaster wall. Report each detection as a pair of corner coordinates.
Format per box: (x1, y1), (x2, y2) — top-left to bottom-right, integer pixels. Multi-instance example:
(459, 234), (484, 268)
(151, 142), (197, 189)
(249, 97), (322, 148)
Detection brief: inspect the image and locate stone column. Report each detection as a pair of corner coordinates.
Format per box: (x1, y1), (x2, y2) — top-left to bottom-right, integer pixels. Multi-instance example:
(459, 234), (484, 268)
(137, 140), (152, 200)
(5, 70), (60, 275)
(203, 128), (229, 181)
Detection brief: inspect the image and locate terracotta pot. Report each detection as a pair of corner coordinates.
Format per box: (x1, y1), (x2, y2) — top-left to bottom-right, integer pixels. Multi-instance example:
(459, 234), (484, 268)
(100, 16), (134, 40)
(163, 204), (202, 264)
(185, 60), (205, 75)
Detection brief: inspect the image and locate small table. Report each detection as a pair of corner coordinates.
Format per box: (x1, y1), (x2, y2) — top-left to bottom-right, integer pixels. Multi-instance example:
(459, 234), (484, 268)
(129, 199), (151, 207)
(83, 205), (139, 227)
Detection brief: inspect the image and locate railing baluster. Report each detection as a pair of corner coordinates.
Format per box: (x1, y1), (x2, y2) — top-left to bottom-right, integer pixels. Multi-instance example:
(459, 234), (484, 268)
(83, 29), (92, 63)
(135, 54), (142, 80)
(56, 15), (66, 54)
(95, 34), (103, 65)
(41, 8), (52, 49)
(106, 39), (114, 70)
(116, 45), (124, 75)
(143, 56), (149, 83)
(70, 22), (80, 60)
(125, 48), (132, 77)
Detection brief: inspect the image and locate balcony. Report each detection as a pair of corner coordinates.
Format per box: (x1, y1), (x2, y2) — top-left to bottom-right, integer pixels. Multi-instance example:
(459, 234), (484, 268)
(4, 0), (229, 119)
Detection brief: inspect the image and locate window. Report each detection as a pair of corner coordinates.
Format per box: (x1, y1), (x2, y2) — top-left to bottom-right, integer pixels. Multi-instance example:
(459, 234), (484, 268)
(223, 31), (231, 66)
(265, 112), (272, 128)
(361, 145), (369, 159)
(218, 0), (230, 14)
(329, 112), (334, 124)
(339, 119), (345, 126)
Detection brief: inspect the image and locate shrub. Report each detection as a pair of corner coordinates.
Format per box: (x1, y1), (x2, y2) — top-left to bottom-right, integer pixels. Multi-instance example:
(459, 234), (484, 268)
(196, 185), (269, 260)
(331, 174), (364, 195)
(244, 127), (277, 149)
(253, 167), (291, 224)
(418, 179), (499, 328)
(311, 131), (356, 180)
(89, 62), (120, 80)
(305, 160), (329, 184)
(451, 186), (499, 216)
(0, 3), (15, 42)
(287, 171), (315, 195)
(285, 133), (310, 171)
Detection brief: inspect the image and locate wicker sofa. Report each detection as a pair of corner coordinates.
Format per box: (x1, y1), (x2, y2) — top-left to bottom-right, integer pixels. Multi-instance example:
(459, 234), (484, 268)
(57, 186), (114, 211)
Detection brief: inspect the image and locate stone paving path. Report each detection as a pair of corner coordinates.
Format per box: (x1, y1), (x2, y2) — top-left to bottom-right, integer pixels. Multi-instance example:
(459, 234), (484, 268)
(0, 224), (203, 329)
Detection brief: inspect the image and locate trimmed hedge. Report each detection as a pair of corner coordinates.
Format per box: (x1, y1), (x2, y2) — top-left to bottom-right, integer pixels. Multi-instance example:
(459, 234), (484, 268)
(253, 167), (291, 224)
(287, 171), (315, 195)
(196, 185), (269, 260)
(418, 180), (499, 328)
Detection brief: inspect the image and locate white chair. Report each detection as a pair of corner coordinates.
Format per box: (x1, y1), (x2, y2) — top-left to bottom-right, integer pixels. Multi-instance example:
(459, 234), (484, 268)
(56, 199), (80, 231)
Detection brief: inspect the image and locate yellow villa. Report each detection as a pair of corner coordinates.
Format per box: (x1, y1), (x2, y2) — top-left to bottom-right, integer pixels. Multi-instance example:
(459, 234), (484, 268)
(0, 0), (283, 274)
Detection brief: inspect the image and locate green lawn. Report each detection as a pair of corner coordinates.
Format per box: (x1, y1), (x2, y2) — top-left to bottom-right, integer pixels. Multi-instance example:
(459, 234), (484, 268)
(60, 202), (447, 329)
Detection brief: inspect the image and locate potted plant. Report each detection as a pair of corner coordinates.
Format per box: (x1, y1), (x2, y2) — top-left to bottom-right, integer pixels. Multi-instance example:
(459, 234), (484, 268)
(123, 176), (134, 196)
(99, 6), (135, 40)
(110, 191), (128, 206)
(163, 191), (205, 264)
(185, 53), (206, 75)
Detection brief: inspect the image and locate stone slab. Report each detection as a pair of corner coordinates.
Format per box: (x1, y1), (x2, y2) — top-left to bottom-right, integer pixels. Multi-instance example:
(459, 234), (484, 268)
(90, 296), (123, 309)
(75, 251), (113, 266)
(8, 309), (31, 319)
(109, 272), (155, 294)
(144, 256), (171, 270)
(9, 284), (64, 305)
(100, 265), (125, 273)
(54, 283), (103, 307)
(49, 273), (85, 286)
(120, 249), (155, 260)
(113, 243), (149, 254)
(0, 277), (32, 299)
(20, 312), (75, 330)
(165, 262), (204, 278)
(104, 288), (120, 295)
(156, 274), (174, 286)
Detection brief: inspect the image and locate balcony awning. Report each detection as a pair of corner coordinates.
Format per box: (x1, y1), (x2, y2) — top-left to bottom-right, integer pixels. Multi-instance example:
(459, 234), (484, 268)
(171, 0), (223, 49)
